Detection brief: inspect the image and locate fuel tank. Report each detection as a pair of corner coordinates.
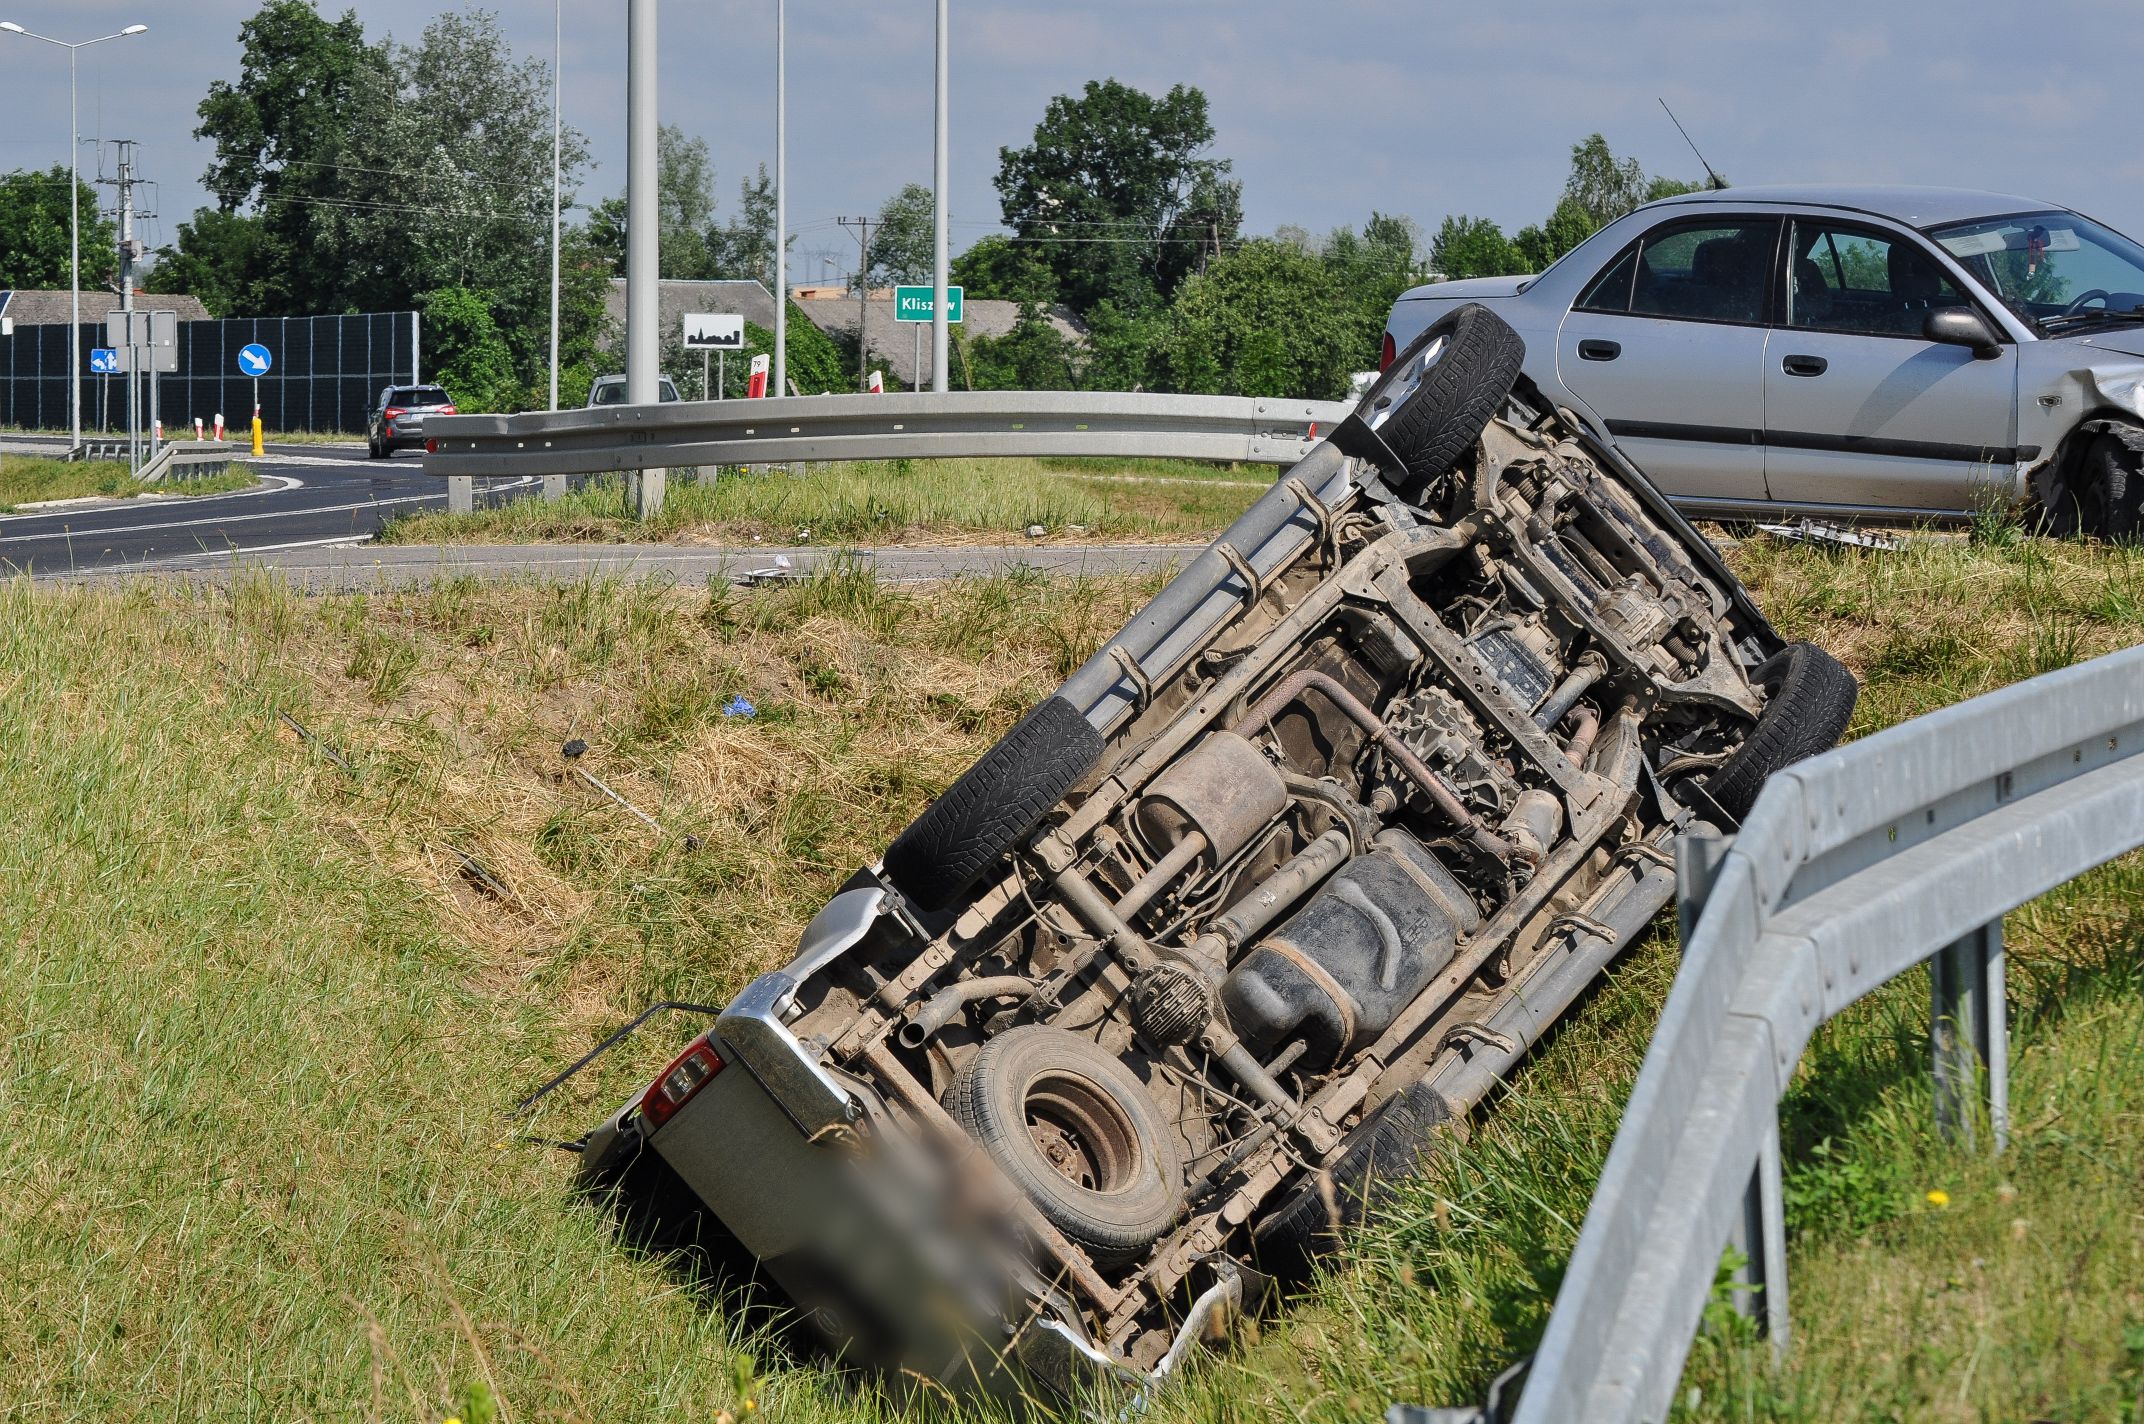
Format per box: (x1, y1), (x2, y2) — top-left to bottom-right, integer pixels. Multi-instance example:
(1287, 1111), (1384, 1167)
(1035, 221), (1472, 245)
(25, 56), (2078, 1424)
(1219, 829), (1480, 1070)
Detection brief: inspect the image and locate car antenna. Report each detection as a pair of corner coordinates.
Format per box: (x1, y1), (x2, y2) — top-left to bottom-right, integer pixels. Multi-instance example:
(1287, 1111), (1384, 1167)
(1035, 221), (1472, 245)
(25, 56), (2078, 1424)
(1659, 97), (1727, 190)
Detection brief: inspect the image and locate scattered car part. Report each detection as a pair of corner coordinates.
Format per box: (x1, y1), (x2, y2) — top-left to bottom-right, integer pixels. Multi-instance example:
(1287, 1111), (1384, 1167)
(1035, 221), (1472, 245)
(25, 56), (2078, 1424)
(1756, 518), (1907, 551)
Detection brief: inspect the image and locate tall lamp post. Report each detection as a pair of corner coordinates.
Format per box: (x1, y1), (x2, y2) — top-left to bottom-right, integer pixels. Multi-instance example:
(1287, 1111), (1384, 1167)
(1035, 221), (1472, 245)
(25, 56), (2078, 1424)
(548, 0), (562, 411)
(0, 20), (148, 451)
(931, 0), (948, 393)
(772, 0), (786, 400)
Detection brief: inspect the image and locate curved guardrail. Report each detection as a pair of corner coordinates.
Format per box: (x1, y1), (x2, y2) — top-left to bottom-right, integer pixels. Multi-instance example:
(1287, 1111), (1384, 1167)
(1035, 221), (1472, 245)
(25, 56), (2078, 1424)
(422, 390), (1352, 513)
(1487, 641), (2144, 1422)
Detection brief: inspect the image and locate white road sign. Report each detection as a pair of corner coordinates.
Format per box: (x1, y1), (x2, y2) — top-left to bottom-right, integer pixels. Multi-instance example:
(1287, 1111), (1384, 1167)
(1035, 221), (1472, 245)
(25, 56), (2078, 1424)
(682, 312), (745, 350)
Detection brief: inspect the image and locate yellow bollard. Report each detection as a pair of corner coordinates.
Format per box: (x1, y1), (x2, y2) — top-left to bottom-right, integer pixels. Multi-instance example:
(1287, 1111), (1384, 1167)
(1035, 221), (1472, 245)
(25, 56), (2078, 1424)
(251, 415), (264, 458)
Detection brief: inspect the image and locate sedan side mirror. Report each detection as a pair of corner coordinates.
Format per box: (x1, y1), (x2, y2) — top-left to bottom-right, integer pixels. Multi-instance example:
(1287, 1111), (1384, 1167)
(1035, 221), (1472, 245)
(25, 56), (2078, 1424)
(1925, 306), (2003, 360)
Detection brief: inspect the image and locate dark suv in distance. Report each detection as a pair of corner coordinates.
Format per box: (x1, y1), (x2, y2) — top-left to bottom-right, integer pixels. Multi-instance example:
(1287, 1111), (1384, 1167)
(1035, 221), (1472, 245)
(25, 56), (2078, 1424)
(367, 384), (456, 458)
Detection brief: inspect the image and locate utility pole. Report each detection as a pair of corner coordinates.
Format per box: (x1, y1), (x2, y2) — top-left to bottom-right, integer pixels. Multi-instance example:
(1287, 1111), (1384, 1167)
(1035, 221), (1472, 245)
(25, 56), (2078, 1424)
(772, 0), (787, 399)
(99, 139), (151, 473)
(931, 0), (949, 393)
(548, 0), (562, 410)
(837, 215), (873, 393)
(624, 0), (663, 515)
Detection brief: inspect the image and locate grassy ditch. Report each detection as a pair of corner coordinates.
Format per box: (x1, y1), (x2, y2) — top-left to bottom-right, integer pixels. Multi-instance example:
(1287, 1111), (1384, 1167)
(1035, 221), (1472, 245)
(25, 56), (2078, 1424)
(0, 532), (2138, 1420)
(376, 455), (1267, 546)
(0, 454), (256, 511)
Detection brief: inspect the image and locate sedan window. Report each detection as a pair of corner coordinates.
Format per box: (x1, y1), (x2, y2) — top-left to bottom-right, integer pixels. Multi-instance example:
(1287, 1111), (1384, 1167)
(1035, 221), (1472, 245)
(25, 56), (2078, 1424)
(1576, 219), (1777, 325)
(1789, 223), (1968, 337)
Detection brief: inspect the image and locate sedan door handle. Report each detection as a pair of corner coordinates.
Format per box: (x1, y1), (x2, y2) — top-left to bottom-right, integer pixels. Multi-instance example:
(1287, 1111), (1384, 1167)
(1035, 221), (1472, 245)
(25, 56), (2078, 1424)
(1781, 354), (1828, 377)
(1578, 339), (1621, 362)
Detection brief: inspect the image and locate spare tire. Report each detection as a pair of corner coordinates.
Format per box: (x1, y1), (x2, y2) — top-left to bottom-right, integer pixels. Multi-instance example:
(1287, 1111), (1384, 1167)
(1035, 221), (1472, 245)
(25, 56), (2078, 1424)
(882, 695), (1103, 911)
(947, 1025), (1183, 1262)
(1251, 1082), (1448, 1277)
(1705, 642), (1859, 820)
(1377, 303), (1526, 492)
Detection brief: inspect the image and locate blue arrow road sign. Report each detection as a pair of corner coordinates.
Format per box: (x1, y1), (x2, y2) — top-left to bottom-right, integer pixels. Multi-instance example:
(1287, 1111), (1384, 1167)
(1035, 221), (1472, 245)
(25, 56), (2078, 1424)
(90, 348), (119, 374)
(237, 342), (273, 376)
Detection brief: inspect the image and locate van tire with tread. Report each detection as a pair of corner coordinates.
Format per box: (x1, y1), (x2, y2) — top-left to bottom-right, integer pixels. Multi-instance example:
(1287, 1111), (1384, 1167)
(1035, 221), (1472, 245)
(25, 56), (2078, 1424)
(1379, 303), (1527, 493)
(1705, 642), (1859, 820)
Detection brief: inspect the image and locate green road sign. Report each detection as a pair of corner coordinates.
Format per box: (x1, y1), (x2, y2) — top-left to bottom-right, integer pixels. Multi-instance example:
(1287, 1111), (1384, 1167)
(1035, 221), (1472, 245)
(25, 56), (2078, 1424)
(894, 285), (963, 323)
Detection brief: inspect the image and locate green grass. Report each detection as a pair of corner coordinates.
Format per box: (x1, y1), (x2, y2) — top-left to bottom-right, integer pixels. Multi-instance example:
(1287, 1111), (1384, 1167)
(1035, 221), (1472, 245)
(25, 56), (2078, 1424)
(0, 529), (2139, 1421)
(376, 456), (1268, 546)
(0, 454), (256, 511)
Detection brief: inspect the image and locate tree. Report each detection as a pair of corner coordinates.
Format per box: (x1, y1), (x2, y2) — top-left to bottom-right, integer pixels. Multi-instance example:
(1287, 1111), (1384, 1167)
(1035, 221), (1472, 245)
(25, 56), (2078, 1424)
(588, 124), (717, 278)
(1156, 239), (1357, 399)
(1429, 215), (1526, 281)
(422, 286), (518, 411)
(342, 10), (591, 382)
(706, 164), (780, 289)
(950, 236), (1057, 305)
(1079, 299), (1162, 392)
(194, 0), (391, 313)
(147, 210), (259, 312)
(1321, 213), (1427, 372)
(0, 167), (119, 290)
(865, 183), (934, 286)
(961, 305), (1081, 391)
(1513, 195), (1599, 271)
(995, 79), (1235, 313)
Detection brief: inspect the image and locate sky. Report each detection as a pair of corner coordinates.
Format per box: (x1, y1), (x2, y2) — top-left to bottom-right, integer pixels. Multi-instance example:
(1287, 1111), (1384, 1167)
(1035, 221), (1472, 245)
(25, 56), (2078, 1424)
(2, 0), (2140, 285)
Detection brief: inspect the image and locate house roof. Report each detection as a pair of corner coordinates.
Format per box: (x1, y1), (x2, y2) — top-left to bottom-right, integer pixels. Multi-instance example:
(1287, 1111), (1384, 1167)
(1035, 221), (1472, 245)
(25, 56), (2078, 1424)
(797, 295), (1087, 387)
(1, 289), (214, 325)
(601, 278), (780, 339)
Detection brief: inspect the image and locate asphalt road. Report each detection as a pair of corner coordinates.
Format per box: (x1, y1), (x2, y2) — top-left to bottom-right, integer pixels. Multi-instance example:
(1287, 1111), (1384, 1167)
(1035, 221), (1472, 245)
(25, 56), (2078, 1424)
(2, 437), (1199, 588)
(0, 438), (534, 578)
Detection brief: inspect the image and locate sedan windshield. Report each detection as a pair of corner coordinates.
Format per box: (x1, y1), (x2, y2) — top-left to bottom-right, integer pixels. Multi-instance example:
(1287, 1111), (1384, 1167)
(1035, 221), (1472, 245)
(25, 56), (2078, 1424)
(1928, 210), (2144, 333)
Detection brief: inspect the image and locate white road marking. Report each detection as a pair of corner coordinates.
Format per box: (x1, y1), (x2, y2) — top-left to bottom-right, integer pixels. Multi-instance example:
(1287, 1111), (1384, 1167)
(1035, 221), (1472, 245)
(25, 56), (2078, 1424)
(153, 533), (377, 562)
(0, 475), (537, 545)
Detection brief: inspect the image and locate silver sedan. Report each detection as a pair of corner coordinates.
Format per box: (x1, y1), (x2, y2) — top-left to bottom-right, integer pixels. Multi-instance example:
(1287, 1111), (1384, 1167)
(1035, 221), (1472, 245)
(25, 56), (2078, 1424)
(1385, 185), (2144, 534)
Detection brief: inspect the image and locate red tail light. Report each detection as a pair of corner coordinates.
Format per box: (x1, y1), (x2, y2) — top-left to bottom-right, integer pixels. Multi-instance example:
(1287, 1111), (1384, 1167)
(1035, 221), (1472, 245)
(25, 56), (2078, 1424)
(383, 406), (406, 421)
(424, 437), (437, 454)
(639, 1033), (725, 1130)
(439, 404), (457, 415)
(1380, 332), (1396, 371)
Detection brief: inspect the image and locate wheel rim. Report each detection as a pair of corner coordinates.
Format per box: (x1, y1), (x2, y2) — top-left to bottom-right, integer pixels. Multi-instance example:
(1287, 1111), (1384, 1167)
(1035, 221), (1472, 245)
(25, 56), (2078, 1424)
(1022, 1070), (1139, 1194)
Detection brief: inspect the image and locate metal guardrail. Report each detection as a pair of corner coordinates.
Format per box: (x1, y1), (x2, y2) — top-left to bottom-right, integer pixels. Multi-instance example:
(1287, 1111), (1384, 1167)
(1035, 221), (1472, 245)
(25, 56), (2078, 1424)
(421, 391), (1353, 514)
(1498, 642), (2144, 1422)
(135, 443), (244, 483)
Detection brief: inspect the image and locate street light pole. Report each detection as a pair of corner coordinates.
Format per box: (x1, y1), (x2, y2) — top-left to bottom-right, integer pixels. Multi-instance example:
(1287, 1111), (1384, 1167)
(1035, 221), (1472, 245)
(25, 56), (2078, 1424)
(548, 0), (562, 410)
(931, 0), (949, 393)
(0, 21), (147, 451)
(625, 0), (662, 514)
(772, 0), (787, 400)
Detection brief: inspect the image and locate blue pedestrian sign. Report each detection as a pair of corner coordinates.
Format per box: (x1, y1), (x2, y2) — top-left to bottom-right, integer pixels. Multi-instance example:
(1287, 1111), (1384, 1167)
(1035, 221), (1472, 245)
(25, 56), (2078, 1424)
(89, 348), (120, 374)
(237, 343), (273, 376)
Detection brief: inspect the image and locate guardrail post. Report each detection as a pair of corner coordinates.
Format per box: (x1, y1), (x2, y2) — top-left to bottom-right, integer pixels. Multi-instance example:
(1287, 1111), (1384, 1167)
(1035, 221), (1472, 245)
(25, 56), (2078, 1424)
(1930, 920), (2008, 1151)
(1726, 1118), (1791, 1352)
(543, 474), (567, 500)
(449, 475), (473, 515)
(631, 468), (665, 519)
(1674, 825), (1729, 945)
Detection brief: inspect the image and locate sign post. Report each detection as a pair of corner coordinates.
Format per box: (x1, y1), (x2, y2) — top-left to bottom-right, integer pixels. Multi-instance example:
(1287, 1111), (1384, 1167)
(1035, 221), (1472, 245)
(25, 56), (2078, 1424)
(681, 313), (744, 479)
(238, 342), (272, 456)
(683, 313), (744, 401)
(894, 285), (961, 392)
